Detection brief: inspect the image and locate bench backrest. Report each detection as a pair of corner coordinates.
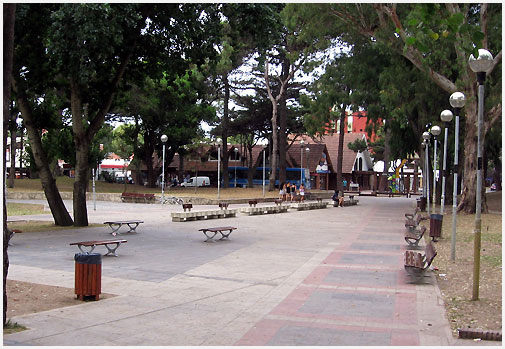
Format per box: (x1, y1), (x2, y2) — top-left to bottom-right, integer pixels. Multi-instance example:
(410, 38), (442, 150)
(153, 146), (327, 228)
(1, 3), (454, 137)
(182, 204), (193, 208)
(425, 241), (437, 267)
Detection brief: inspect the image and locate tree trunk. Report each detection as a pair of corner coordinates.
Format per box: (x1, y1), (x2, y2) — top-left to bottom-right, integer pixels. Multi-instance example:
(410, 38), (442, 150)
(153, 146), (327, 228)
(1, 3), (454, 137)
(278, 57), (289, 185)
(380, 122), (391, 191)
(3, 2), (16, 326)
(269, 101), (279, 191)
(247, 144), (255, 188)
(458, 93), (487, 213)
(72, 145), (91, 226)
(336, 108), (346, 191)
(178, 150), (184, 184)
(70, 80), (90, 226)
(8, 109), (16, 188)
(222, 74), (230, 190)
(15, 90), (74, 226)
(278, 94), (287, 184)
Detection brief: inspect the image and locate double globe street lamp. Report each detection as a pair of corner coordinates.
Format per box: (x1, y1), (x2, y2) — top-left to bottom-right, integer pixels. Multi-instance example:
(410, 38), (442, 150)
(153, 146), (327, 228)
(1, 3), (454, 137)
(468, 48), (494, 301)
(422, 131), (431, 215)
(448, 92), (466, 262)
(160, 134), (168, 204)
(430, 125), (441, 210)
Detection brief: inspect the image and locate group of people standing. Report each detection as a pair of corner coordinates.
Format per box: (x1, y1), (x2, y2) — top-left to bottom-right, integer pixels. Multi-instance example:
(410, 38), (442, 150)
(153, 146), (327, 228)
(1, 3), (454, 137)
(279, 182), (305, 202)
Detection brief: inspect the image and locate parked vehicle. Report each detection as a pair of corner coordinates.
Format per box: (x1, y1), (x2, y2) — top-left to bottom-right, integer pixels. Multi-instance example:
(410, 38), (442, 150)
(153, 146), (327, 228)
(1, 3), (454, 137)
(180, 176), (210, 187)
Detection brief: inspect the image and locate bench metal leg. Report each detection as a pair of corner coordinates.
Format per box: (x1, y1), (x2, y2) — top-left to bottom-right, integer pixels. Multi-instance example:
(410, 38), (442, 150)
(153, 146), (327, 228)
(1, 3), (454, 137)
(219, 229), (233, 240)
(108, 223), (122, 236)
(78, 245), (96, 254)
(126, 222), (140, 233)
(104, 242), (122, 257)
(201, 230), (218, 242)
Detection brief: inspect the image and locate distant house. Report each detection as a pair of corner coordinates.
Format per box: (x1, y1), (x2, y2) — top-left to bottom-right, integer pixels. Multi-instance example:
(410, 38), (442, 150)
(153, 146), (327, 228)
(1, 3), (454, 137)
(285, 143), (334, 190)
(295, 133), (374, 190)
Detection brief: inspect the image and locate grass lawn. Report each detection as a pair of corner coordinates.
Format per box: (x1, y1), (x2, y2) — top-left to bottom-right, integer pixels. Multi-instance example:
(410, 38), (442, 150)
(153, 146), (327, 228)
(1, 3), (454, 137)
(6, 202), (49, 216)
(423, 191), (502, 335)
(8, 176), (281, 199)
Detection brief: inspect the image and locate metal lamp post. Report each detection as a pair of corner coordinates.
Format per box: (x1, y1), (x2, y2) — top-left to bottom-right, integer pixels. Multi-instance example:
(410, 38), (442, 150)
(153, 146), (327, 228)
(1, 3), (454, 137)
(160, 134), (168, 204)
(300, 140), (305, 184)
(422, 131), (431, 215)
(234, 148), (238, 188)
(262, 144), (267, 198)
(421, 140), (427, 198)
(216, 139), (221, 199)
(305, 147), (310, 187)
(440, 110), (453, 215)
(469, 48), (494, 301)
(449, 92), (466, 261)
(430, 125), (441, 210)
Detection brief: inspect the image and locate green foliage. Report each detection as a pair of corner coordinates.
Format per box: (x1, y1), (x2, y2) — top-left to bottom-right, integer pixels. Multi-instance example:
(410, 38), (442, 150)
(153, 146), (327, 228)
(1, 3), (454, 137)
(347, 138), (368, 153)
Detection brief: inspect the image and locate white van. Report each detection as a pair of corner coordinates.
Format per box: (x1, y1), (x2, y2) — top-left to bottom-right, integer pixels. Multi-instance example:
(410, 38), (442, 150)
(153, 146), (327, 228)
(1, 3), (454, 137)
(180, 176), (210, 187)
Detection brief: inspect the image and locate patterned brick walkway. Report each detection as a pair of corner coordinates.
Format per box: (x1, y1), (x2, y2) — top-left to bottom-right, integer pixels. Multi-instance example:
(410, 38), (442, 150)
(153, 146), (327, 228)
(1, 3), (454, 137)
(236, 205), (421, 345)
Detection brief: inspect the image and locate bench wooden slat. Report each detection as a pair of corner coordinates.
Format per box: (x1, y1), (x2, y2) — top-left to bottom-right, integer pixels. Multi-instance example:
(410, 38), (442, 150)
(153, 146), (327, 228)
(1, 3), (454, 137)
(404, 241), (437, 282)
(70, 239), (127, 257)
(198, 226), (237, 242)
(70, 239), (127, 246)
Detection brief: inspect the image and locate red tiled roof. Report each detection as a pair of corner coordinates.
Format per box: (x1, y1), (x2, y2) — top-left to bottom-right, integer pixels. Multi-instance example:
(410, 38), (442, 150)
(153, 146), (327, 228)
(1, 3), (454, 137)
(285, 143), (332, 172)
(296, 133), (365, 174)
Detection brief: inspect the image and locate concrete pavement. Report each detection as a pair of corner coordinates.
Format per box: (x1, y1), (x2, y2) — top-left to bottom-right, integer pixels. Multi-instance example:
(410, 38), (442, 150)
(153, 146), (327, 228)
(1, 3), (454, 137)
(4, 196), (497, 345)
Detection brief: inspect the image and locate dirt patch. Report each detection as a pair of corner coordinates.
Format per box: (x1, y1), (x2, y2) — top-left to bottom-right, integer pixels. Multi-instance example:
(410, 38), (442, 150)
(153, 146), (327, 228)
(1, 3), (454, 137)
(424, 191), (502, 337)
(6, 280), (115, 319)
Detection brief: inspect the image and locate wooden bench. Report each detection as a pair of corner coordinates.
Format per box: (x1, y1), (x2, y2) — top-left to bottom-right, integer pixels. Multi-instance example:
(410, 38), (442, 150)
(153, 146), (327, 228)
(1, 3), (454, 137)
(404, 241), (437, 283)
(198, 226), (237, 242)
(405, 226), (427, 247)
(103, 220), (143, 236)
(248, 200), (258, 207)
(70, 239), (127, 257)
(405, 215), (423, 231)
(121, 192), (155, 203)
(182, 203), (193, 212)
(405, 208), (428, 225)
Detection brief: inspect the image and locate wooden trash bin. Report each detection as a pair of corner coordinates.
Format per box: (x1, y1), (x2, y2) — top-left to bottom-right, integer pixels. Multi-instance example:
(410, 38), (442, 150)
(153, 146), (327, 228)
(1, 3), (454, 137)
(74, 253), (102, 301)
(429, 214), (443, 241)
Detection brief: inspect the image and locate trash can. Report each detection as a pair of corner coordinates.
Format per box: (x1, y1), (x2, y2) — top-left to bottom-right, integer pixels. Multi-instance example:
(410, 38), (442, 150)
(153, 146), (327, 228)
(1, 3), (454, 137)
(429, 214), (443, 241)
(74, 253), (102, 301)
(417, 197), (427, 212)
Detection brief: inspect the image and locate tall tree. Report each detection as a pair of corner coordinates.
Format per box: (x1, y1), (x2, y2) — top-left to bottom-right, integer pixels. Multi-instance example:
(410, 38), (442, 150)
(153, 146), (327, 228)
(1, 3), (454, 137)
(210, 3), (282, 189)
(13, 4), (221, 226)
(3, 2), (16, 326)
(285, 3), (502, 213)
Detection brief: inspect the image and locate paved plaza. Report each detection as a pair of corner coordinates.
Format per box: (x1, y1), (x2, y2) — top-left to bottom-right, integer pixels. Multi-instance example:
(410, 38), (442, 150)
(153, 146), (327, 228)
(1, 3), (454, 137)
(4, 196), (495, 346)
